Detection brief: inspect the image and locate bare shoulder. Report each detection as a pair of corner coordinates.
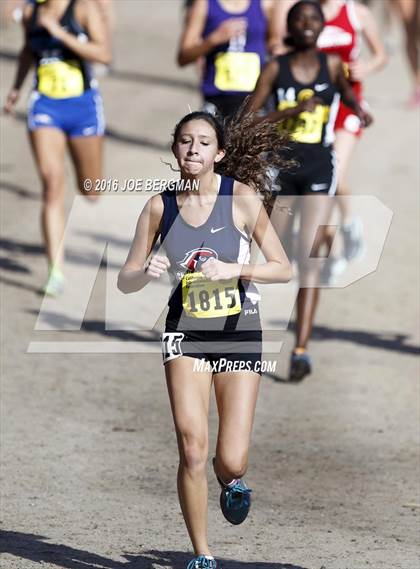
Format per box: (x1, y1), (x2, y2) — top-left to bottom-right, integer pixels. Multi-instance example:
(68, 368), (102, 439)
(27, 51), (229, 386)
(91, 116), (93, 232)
(326, 52), (342, 74)
(185, 0), (208, 28)
(233, 181), (264, 209)
(354, 1), (370, 22)
(75, 0), (103, 27)
(190, 0), (209, 17)
(257, 56), (280, 84)
(147, 193), (165, 219)
(232, 181), (264, 233)
(22, 3), (34, 27)
(326, 52), (342, 67)
(233, 181), (258, 198)
(262, 0), (275, 17)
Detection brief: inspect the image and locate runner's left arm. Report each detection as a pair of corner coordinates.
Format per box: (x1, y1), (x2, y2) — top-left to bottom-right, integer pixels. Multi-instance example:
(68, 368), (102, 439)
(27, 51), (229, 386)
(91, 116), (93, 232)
(3, 5), (34, 114)
(240, 186), (291, 283)
(328, 54), (373, 127)
(38, 0), (111, 64)
(201, 183), (291, 283)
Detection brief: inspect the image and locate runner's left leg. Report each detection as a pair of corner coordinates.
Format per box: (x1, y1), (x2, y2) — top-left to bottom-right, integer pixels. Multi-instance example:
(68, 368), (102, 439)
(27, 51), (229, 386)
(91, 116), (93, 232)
(213, 371), (260, 483)
(68, 135), (103, 201)
(296, 195), (333, 349)
(334, 129), (358, 225)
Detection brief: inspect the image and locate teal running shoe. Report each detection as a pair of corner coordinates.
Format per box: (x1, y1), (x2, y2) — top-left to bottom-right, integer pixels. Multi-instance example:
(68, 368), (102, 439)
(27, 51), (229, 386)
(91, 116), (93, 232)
(289, 350), (312, 381)
(213, 459), (252, 525)
(186, 555), (217, 569)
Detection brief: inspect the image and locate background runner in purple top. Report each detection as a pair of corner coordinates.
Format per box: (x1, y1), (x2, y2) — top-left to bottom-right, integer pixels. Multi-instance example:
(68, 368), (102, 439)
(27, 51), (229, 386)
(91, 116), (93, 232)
(202, 0), (267, 97)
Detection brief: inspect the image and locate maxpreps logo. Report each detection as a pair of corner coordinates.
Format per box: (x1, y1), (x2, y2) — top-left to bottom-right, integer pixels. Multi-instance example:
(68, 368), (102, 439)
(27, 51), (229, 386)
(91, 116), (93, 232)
(179, 248), (218, 272)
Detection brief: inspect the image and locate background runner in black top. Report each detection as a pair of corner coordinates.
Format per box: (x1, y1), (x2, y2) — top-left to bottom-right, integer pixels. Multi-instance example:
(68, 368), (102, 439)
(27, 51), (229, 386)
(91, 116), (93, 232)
(4, 0), (111, 296)
(247, 0), (372, 381)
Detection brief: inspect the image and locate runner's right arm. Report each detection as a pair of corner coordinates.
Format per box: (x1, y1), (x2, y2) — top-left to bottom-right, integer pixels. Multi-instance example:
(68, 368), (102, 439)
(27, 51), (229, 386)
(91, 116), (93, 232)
(247, 58), (320, 122)
(4, 5), (34, 114)
(118, 195), (169, 294)
(328, 53), (373, 127)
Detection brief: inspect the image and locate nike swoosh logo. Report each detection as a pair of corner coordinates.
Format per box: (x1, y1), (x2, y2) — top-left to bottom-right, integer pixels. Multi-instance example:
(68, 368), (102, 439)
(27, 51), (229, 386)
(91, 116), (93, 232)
(311, 183), (329, 191)
(210, 227), (225, 234)
(314, 83), (329, 92)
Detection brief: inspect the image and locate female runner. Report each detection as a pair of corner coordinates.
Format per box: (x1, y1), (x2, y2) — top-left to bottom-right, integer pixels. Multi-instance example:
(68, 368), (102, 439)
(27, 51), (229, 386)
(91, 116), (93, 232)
(118, 110), (291, 568)
(247, 0), (372, 380)
(4, 0), (110, 295)
(177, 0), (277, 120)
(270, 0), (386, 268)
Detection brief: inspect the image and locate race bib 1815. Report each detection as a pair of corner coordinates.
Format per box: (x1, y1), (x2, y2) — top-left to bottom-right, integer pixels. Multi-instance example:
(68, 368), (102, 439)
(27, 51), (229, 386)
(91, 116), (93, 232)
(182, 272), (241, 319)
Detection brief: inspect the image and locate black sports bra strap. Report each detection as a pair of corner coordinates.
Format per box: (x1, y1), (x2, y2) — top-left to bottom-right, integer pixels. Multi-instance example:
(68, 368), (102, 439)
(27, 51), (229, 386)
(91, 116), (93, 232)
(277, 54), (294, 84)
(61, 0), (78, 23)
(28, 1), (39, 29)
(317, 51), (331, 83)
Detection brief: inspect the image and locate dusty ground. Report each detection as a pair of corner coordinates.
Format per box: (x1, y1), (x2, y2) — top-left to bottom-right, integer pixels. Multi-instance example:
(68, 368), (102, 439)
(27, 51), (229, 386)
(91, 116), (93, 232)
(0, 2), (419, 568)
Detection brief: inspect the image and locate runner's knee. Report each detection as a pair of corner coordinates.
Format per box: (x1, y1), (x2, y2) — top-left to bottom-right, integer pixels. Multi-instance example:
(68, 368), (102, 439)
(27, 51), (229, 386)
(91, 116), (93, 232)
(217, 451), (248, 480)
(41, 168), (65, 205)
(77, 176), (101, 200)
(178, 429), (208, 472)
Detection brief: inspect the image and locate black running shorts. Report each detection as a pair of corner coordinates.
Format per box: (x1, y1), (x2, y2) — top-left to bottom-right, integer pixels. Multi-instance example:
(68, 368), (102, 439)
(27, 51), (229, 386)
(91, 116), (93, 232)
(277, 145), (337, 196)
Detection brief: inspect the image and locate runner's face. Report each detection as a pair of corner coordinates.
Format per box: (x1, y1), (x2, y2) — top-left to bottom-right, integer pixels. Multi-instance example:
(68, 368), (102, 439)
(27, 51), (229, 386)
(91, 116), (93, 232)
(289, 4), (324, 48)
(173, 119), (225, 177)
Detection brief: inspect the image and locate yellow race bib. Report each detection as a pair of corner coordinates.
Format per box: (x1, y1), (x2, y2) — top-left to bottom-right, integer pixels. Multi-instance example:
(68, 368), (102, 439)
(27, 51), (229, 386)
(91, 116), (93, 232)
(214, 52), (260, 92)
(182, 272), (241, 319)
(38, 60), (84, 99)
(278, 101), (329, 144)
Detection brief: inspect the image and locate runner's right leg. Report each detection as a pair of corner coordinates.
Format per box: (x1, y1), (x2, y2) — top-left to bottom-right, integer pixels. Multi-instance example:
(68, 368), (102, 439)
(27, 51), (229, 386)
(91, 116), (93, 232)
(165, 357), (213, 557)
(29, 127), (67, 272)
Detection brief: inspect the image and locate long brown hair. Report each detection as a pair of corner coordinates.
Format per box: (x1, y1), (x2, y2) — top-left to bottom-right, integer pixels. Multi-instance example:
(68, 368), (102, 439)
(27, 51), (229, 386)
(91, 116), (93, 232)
(172, 101), (292, 204)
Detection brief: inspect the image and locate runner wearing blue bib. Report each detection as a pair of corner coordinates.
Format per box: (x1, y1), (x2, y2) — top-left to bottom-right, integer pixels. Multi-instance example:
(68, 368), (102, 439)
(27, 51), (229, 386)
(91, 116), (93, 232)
(118, 111), (291, 568)
(4, 0), (111, 295)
